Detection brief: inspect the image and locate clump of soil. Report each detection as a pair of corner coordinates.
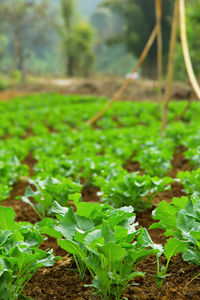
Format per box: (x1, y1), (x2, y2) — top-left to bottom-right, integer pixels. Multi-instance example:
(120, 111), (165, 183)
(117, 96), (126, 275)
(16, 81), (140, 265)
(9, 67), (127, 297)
(123, 154), (144, 174)
(123, 158), (142, 173)
(40, 236), (66, 257)
(168, 146), (193, 178)
(47, 125), (58, 133)
(81, 185), (101, 203)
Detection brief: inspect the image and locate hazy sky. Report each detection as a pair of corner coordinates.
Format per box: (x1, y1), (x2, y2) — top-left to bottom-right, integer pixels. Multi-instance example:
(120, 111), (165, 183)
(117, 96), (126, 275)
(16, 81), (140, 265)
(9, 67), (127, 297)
(78, 0), (102, 18)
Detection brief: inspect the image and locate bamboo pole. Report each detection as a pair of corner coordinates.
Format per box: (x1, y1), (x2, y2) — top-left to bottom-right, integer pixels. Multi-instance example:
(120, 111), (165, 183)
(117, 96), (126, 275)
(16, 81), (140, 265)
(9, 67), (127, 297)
(161, 0), (179, 135)
(179, 0), (200, 99)
(87, 24), (159, 126)
(175, 97), (192, 121)
(156, 0), (163, 105)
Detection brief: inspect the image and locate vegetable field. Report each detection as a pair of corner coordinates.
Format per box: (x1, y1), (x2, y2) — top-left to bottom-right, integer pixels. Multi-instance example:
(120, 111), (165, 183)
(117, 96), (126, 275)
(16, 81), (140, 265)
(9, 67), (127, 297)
(1, 94), (200, 300)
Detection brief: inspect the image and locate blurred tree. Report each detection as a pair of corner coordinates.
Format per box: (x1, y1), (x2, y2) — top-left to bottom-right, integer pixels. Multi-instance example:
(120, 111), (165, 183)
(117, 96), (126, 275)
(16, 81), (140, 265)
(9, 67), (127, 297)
(90, 7), (134, 75)
(0, 0), (55, 82)
(103, 0), (173, 77)
(61, 0), (95, 77)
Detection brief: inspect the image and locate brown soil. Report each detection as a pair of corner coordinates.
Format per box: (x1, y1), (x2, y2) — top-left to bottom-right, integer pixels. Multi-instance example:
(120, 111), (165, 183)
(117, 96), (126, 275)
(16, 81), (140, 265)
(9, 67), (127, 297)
(0, 77), (193, 102)
(0, 89), (26, 101)
(40, 236), (67, 257)
(23, 128), (34, 139)
(129, 254), (200, 300)
(24, 257), (100, 300)
(168, 146), (193, 178)
(22, 152), (37, 177)
(123, 157), (143, 174)
(81, 185), (101, 203)
(2, 133), (11, 140)
(47, 125), (58, 133)
(24, 246), (200, 300)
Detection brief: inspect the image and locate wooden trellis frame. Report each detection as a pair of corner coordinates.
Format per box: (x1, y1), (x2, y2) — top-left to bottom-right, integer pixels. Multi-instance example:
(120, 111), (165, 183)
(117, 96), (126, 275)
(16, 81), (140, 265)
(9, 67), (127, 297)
(87, 0), (200, 131)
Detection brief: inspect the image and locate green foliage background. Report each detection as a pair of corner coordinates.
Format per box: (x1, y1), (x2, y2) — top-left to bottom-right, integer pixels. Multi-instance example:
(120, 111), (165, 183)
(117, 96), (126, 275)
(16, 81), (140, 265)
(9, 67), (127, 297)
(0, 0), (199, 78)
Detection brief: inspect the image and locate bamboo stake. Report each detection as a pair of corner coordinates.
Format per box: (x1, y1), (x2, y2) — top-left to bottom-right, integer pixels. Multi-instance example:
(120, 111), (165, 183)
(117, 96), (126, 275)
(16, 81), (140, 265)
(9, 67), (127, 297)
(161, 0), (179, 135)
(156, 0), (163, 105)
(87, 24), (159, 126)
(175, 97), (192, 121)
(179, 0), (200, 99)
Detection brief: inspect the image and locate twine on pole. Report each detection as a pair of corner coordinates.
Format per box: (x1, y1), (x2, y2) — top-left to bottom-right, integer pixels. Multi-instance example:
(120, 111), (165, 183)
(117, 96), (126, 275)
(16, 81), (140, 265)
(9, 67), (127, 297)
(87, 24), (159, 125)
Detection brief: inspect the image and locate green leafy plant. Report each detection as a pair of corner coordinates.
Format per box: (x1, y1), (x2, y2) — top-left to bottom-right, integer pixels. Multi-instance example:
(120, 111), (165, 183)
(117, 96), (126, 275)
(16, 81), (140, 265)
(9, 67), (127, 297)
(133, 139), (174, 177)
(95, 171), (173, 211)
(0, 154), (28, 186)
(184, 146), (200, 168)
(151, 196), (200, 268)
(177, 169), (200, 196)
(154, 238), (188, 287)
(0, 206), (56, 300)
(39, 200), (162, 299)
(21, 176), (82, 219)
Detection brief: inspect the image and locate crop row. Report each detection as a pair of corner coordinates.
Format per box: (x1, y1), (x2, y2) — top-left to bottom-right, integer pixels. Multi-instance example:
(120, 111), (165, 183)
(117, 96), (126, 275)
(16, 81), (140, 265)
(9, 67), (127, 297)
(1, 94), (200, 299)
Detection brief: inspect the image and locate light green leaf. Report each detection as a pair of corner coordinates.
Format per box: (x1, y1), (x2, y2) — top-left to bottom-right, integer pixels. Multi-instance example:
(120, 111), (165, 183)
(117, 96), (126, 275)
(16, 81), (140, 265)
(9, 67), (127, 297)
(164, 238), (188, 261)
(97, 242), (126, 262)
(0, 206), (16, 230)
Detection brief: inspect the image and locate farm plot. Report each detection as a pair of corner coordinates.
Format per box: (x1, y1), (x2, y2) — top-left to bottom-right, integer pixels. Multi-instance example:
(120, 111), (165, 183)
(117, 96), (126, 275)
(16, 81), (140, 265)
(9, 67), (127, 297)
(1, 94), (200, 299)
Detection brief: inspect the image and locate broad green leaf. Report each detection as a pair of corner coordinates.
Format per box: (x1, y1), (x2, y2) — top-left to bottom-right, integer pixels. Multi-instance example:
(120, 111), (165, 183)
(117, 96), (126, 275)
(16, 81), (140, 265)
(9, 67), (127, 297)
(54, 207), (76, 239)
(101, 221), (115, 243)
(58, 239), (84, 258)
(114, 226), (128, 243)
(75, 215), (94, 232)
(97, 242), (126, 262)
(68, 193), (81, 206)
(25, 185), (36, 197)
(38, 218), (62, 239)
(164, 238), (188, 261)
(151, 201), (178, 230)
(84, 229), (103, 250)
(129, 248), (158, 265)
(76, 202), (103, 219)
(0, 206), (16, 230)
(51, 201), (68, 218)
(0, 230), (12, 246)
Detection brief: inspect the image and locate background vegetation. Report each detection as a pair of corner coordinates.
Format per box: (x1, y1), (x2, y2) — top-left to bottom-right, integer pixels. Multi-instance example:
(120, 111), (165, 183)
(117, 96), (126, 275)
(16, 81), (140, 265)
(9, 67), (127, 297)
(0, 0), (199, 82)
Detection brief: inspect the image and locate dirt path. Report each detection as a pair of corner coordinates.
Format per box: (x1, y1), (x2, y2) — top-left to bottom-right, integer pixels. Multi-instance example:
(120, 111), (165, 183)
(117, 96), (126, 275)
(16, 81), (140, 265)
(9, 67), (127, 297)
(0, 77), (192, 102)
